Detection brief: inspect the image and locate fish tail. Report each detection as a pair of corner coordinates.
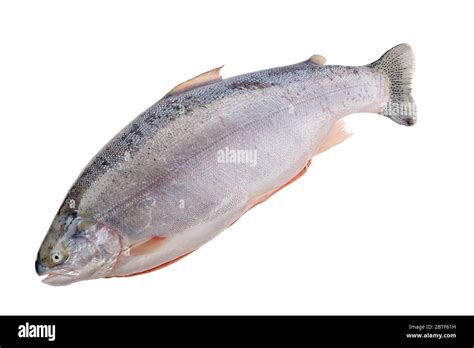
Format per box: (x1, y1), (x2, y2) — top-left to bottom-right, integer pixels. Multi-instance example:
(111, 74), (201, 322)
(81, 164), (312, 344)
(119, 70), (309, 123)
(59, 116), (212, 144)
(369, 43), (416, 126)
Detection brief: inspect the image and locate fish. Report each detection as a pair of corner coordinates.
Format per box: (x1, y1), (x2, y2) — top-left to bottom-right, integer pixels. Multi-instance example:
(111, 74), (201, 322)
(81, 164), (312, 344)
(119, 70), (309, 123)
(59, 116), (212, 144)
(36, 44), (416, 285)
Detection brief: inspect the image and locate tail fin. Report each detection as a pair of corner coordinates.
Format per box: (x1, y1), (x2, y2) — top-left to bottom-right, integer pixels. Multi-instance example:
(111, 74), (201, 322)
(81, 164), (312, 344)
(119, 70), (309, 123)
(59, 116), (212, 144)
(369, 44), (416, 126)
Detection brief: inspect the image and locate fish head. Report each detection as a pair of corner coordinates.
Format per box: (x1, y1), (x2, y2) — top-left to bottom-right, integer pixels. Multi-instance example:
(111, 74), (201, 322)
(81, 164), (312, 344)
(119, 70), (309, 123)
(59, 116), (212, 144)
(35, 212), (122, 286)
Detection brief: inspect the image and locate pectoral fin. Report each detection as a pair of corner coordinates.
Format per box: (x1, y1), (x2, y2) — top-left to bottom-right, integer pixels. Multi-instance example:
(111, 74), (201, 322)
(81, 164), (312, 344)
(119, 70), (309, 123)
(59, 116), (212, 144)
(114, 250), (196, 278)
(129, 236), (167, 257)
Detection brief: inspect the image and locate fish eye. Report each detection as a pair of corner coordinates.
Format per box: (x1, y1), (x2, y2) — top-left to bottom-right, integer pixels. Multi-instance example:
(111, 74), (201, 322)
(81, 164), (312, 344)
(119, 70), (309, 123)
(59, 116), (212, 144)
(50, 250), (65, 265)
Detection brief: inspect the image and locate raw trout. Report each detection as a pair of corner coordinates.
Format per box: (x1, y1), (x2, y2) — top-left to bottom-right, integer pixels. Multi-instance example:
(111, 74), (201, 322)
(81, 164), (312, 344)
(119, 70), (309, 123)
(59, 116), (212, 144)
(36, 44), (416, 285)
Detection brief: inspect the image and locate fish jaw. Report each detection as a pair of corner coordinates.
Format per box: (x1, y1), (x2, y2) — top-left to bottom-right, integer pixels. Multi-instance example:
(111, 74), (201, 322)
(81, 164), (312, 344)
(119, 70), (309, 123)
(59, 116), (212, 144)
(37, 260), (113, 286)
(41, 271), (80, 286)
(36, 261), (82, 286)
(38, 256), (119, 286)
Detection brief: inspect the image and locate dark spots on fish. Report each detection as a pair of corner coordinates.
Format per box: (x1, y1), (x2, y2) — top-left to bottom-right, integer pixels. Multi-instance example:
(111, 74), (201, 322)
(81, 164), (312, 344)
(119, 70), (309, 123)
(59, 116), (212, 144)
(130, 123), (143, 137)
(144, 115), (155, 126)
(183, 94), (202, 106)
(228, 80), (267, 91)
(171, 101), (194, 115)
(144, 109), (169, 127)
(119, 131), (128, 142)
(95, 155), (110, 167)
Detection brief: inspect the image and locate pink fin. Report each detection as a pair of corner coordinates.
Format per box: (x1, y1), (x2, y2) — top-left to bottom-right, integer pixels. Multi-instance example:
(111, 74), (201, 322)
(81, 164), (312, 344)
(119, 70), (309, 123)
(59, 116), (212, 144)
(129, 236), (167, 257)
(167, 66), (223, 96)
(316, 120), (352, 154)
(114, 250), (196, 278)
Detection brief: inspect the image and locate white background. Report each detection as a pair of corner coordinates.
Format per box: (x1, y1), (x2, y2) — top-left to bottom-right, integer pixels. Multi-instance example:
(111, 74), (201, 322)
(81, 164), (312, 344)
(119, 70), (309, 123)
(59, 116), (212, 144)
(0, 0), (473, 315)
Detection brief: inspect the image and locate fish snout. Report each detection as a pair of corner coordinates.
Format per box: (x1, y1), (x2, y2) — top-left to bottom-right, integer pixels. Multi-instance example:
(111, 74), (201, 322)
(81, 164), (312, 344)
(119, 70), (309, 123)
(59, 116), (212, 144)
(35, 254), (49, 276)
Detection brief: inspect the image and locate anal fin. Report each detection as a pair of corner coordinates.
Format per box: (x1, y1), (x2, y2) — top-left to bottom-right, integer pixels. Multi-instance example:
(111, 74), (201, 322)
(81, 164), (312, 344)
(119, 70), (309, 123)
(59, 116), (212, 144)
(316, 120), (352, 155)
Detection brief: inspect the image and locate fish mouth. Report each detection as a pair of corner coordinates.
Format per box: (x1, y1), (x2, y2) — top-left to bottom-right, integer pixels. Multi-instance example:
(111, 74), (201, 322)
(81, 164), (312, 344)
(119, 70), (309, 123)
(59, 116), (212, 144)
(36, 260), (76, 285)
(37, 263), (81, 286)
(40, 272), (78, 286)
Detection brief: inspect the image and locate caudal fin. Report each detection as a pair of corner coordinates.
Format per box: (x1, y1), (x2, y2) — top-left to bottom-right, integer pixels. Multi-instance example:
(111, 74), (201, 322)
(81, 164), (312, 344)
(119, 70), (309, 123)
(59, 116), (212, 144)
(369, 44), (416, 126)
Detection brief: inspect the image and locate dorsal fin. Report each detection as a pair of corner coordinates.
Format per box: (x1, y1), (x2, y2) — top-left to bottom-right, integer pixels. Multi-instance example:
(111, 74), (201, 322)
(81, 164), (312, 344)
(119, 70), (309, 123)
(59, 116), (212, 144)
(310, 54), (327, 65)
(167, 66), (224, 96)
